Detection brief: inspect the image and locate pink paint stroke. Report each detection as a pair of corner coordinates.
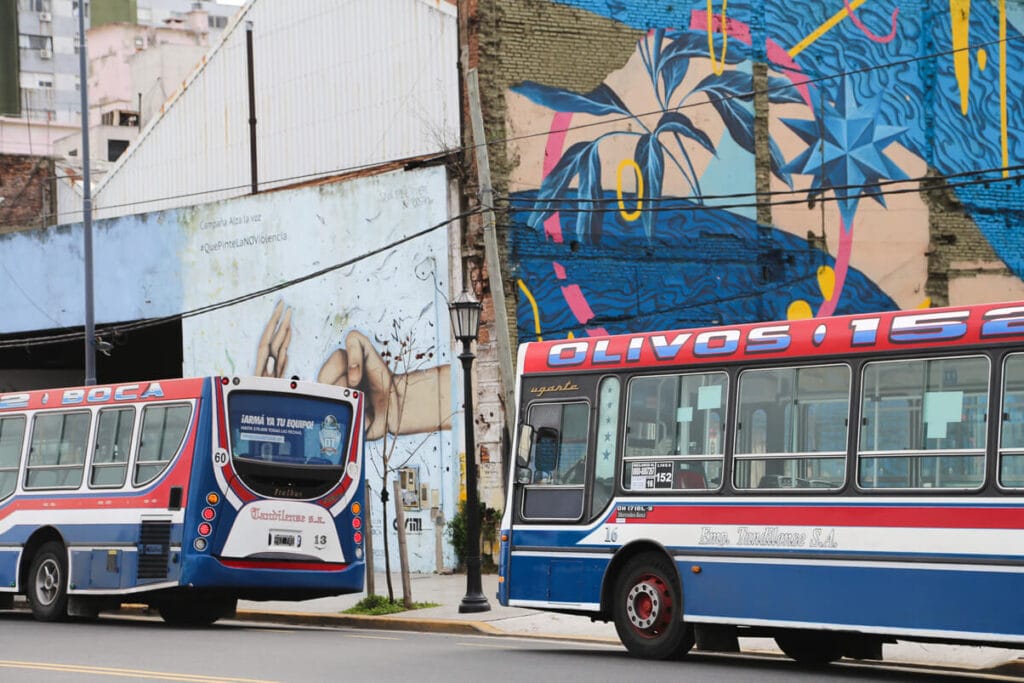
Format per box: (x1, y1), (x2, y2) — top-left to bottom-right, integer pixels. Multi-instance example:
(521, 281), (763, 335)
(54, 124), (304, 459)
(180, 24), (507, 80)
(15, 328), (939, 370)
(561, 284), (608, 336)
(843, 0), (899, 44)
(542, 112), (573, 244)
(817, 218), (854, 317)
(552, 262), (567, 280)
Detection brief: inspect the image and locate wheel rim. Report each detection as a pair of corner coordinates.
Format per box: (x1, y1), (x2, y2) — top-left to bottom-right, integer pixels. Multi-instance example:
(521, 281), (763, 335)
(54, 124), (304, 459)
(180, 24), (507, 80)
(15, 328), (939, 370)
(624, 572), (673, 639)
(34, 558), (61, 606)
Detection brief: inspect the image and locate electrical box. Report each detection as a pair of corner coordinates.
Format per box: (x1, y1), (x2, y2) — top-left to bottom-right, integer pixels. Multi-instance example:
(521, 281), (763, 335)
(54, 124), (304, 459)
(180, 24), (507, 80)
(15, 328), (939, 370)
(398, 467), (420, 510)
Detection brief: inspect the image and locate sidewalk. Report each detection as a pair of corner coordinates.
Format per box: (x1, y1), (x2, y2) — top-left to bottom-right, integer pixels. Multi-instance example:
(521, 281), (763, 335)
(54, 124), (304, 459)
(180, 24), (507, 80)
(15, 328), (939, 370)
(237, 572), (1024, 674)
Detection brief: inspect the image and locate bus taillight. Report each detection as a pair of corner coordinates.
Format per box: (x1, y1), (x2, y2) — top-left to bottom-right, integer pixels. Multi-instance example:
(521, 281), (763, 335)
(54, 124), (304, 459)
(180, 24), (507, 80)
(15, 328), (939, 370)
(202, 507), (216, 521)
(353, 531), (363, 545)
(206, 492), (220, 505)
(352, 517), (362, 530)
(198, 522), (212, 537)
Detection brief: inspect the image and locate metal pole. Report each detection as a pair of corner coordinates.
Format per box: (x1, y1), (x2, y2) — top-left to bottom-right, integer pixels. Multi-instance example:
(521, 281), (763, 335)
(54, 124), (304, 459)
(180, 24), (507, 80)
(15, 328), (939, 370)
(459, 340), (490, 613)
(246, 21), (258, 194)
(78, 0), (96, 385)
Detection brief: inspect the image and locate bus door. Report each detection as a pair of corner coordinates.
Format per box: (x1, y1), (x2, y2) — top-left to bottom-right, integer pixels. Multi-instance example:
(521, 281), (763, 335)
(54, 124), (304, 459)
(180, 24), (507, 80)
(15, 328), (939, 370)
(508, 376), (613, 606)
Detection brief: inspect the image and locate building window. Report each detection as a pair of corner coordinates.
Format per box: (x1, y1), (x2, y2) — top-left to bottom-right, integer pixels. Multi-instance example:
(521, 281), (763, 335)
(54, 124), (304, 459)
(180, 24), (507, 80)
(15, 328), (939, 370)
(107, 139), (129, 161)
(72, 1), (89, 18)
(208, 15), (228, 29)
(19, 34), (53, 50)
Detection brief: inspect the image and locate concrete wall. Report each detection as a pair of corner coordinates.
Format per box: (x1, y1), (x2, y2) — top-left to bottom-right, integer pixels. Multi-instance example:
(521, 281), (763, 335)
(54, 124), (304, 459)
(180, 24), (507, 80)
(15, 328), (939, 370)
(479, 0), (1024, 340)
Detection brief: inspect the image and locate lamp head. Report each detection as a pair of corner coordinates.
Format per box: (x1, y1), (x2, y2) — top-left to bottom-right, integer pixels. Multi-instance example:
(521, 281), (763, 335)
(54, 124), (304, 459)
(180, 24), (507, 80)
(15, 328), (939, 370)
(449, 290), (482, 344)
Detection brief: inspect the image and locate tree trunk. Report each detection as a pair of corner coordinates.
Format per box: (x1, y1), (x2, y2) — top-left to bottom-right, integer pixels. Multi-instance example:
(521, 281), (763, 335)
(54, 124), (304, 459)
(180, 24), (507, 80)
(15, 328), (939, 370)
(392, 480), (413, 609)
(381, 478), (394, 602)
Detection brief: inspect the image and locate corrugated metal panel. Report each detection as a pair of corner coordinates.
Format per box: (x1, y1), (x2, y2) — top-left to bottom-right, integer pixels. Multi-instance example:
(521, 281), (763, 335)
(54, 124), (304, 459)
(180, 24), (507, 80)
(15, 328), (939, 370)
(92, 0), (458, 221)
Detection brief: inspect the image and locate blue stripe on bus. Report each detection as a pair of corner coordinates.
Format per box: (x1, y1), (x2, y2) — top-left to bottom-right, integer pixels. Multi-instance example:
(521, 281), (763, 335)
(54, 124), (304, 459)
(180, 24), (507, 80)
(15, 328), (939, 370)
(508, 553), (1024, 639)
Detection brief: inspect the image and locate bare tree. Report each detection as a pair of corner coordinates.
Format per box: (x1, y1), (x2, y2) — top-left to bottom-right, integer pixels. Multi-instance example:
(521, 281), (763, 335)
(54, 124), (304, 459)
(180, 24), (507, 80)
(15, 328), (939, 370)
(366, 318), (443, 605)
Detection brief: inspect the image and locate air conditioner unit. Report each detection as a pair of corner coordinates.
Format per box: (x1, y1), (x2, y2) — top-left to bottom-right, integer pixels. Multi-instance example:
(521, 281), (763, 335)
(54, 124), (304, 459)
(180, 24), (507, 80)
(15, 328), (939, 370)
(40, 11), (52, 22)
(39, 48), (52, 59)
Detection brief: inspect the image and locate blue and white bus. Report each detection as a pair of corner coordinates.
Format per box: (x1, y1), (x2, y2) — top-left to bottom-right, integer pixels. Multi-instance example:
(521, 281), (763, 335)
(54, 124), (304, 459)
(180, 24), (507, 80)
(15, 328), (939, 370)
(499, 300), (1024, 662)
(0, 375), (365, 624)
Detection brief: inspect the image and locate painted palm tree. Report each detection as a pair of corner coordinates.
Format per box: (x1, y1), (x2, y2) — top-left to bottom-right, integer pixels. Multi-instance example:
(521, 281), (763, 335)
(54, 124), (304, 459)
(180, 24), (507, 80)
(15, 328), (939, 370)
(513, 28), (801, 244)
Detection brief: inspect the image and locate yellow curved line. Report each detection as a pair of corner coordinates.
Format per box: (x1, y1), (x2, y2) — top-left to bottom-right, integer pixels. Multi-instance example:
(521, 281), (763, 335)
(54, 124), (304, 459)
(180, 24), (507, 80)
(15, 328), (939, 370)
(517, 279), (543, 342)
(789, 0), (867, 58)
(707, 0), (729, 75)
(616, 158), (643, 221)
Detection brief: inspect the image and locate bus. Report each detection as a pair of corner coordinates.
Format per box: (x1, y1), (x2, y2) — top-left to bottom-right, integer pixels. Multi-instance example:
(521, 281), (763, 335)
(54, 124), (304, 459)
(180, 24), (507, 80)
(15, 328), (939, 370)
(498, 300), (1024, 662)
(0, 375), (365, 625)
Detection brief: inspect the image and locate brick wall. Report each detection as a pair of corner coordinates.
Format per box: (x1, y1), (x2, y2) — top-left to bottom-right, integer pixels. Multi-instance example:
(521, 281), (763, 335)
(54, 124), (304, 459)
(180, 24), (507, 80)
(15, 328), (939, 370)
(0, 154), (55, 232)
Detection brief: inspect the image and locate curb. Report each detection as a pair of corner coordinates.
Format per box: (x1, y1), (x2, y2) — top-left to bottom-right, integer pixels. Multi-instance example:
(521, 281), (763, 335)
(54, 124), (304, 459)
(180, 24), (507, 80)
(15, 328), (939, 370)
(233, 609), (504, 636)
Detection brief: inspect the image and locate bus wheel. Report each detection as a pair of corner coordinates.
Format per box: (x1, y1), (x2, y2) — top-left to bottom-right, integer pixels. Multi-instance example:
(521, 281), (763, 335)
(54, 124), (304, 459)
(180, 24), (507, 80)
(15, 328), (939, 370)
(775, 630), (844, 665)
(612, 553), (693, 659)
(27, 542), (69, 622)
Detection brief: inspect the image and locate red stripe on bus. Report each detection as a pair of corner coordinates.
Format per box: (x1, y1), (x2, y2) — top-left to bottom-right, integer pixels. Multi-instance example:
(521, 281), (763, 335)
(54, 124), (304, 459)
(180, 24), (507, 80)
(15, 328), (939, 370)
(217, 559), (350, 572)
(613, 504), (1024, 529)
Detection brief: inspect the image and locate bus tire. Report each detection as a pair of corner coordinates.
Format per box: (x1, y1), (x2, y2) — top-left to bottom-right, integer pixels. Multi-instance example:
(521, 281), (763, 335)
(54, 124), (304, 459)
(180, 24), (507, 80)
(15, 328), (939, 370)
(775, 630), (844, 665)
(612, 552), (693, 659)
(27, 541), (69, 622)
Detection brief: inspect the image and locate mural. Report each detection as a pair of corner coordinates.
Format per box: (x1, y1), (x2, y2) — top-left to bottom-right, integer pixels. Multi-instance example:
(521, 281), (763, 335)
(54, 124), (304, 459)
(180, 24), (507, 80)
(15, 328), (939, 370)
(181, 166), (458, 573)
(505, 0), (1024, 340)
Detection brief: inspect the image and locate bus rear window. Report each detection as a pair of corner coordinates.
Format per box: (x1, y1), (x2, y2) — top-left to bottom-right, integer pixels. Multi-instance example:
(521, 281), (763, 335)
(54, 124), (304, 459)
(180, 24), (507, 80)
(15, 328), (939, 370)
(228, 391), (353, 467)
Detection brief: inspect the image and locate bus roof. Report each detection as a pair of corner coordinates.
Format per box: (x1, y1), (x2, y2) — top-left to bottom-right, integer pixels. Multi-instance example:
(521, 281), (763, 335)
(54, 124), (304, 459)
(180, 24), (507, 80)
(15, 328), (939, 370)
(0, 377), (210, 412)
(521, 300), (1024, 375)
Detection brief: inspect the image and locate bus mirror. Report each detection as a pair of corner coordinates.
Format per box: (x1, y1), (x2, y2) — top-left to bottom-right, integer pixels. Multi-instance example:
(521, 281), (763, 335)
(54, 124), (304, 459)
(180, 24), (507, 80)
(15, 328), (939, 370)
(517, 424), (534, 468)
(516, 466), (532, 485)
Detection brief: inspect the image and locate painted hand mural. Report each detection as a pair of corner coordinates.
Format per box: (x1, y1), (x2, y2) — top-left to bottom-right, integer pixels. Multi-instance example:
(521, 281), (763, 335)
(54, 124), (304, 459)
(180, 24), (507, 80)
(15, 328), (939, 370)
(506, 0), (1023, 340)
(254, 301), (451, 442)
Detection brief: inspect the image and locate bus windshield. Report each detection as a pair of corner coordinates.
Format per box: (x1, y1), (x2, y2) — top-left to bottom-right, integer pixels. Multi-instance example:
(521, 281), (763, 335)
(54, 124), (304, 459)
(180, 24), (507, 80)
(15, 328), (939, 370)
(228, 391), (353, 467)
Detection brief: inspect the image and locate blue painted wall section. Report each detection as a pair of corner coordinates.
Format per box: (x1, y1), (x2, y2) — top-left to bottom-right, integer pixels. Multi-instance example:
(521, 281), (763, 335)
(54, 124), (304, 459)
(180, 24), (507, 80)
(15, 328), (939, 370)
(504, 0), (1024, 341)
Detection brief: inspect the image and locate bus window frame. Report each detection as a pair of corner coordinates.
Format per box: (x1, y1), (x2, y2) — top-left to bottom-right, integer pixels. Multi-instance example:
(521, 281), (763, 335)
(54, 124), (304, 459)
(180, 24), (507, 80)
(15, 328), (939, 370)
(89, 405), (138, 490)
(24, 409), (92, 491)
(996, 351), (1024, 491)
(621, 369), (728, 494)
(855, 353), (989, 493)
(733, 362), (851, 492)
(0, 414), (27, 500)
(133, 401), (194, 488)
(516, 397), (591, 523)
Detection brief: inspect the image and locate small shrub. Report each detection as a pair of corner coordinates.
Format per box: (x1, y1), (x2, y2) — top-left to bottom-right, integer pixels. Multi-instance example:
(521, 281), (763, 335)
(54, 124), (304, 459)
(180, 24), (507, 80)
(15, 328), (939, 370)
(343, 594), (439, 615)
(446, 500), (501, 570)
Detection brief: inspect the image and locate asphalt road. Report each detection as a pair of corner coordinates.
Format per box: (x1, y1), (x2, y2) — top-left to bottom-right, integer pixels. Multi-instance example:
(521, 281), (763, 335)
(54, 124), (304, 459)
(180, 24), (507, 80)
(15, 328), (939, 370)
(0, 612), (1017, 683)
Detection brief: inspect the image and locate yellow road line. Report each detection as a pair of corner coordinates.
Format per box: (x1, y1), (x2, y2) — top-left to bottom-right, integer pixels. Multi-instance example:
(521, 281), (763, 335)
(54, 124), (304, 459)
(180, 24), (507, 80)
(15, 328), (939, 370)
(0, 660), (279, 683)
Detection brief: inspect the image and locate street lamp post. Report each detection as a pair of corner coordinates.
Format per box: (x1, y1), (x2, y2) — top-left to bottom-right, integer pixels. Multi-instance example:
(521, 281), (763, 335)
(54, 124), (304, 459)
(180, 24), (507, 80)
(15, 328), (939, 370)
(449, 290), (491, 613)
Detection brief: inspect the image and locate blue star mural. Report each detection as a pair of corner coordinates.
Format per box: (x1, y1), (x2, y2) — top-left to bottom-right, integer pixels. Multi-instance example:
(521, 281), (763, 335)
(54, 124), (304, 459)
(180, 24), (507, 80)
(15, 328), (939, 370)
(782, 78), (909, 229)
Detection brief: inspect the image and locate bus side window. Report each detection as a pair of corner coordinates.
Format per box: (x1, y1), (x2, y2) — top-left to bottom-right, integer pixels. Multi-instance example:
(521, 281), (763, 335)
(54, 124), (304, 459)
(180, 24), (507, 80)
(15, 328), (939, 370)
(134, 404), (192, 486)
(522, 401), (590, 486)
(91, 407), (134, 488)
(1000, 353), (1024, 487)
(0, 416), (26, 499)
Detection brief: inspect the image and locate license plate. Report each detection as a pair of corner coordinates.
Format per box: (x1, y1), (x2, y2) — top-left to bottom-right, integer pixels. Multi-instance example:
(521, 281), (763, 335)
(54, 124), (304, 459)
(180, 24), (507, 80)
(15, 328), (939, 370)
(270, 532), (300, 548)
